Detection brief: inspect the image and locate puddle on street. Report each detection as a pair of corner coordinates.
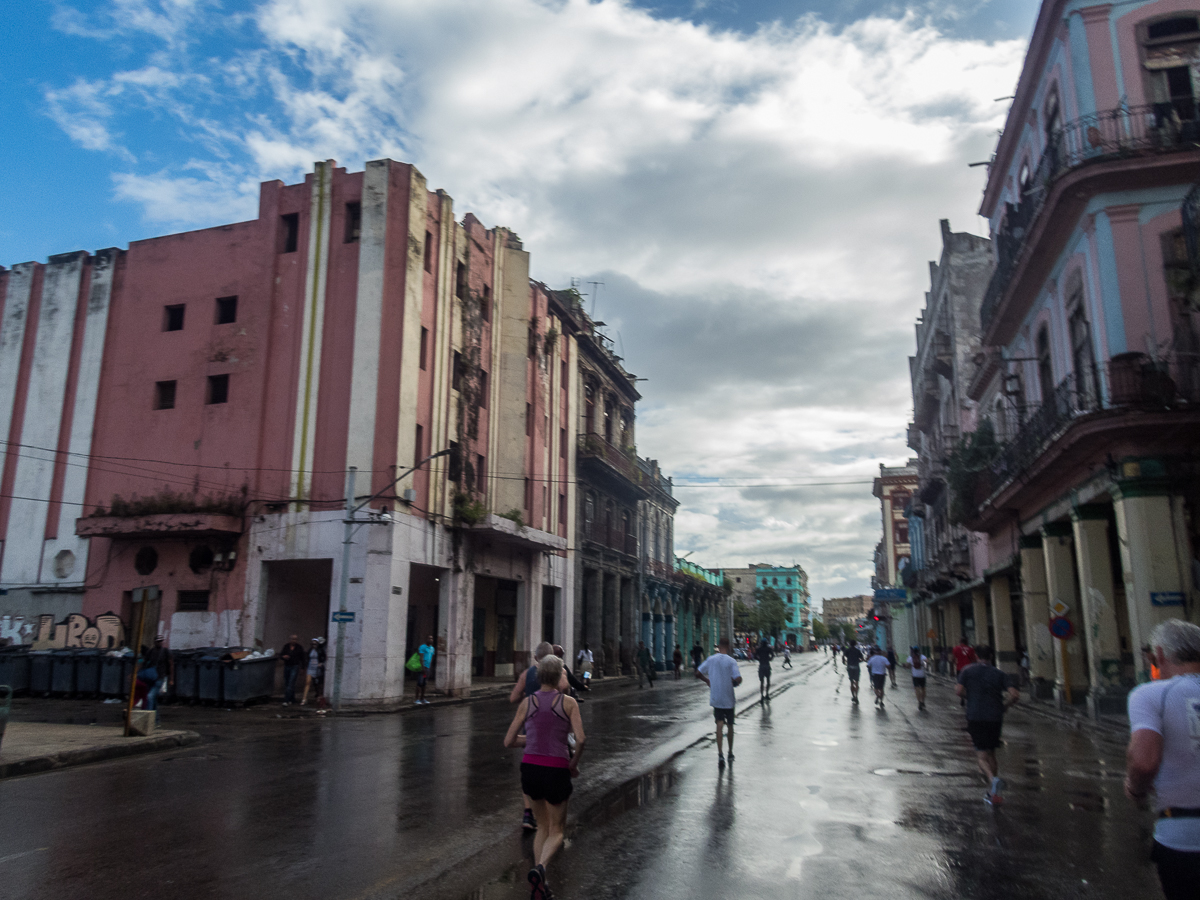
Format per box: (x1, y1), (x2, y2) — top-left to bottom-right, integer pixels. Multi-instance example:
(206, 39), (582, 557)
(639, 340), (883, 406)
(463, 761), (680, 899)
(872, 767), (976, 778)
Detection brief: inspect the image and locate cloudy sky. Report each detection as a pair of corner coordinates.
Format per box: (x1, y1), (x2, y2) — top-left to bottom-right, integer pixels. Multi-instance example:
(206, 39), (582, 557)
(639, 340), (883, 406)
(1, 0), (1035, 602)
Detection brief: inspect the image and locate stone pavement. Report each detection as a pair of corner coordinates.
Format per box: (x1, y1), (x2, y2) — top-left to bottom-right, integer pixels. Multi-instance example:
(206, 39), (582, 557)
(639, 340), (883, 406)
(0, 722), (200, 778)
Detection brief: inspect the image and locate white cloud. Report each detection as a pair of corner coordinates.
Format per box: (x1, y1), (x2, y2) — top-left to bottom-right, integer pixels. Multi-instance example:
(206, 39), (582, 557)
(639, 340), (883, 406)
(41, 0), (1026, 600)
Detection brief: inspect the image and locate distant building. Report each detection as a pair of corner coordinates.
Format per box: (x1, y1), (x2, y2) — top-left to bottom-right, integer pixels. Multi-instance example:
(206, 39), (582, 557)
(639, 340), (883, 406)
(872, 461), (919, 588)
(822, 595), (875, 627)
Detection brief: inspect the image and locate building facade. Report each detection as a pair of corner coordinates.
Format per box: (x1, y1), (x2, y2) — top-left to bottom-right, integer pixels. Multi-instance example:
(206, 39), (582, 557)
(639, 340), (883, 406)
(912, 1), (1200, 715)
(0, 159), (577, 704)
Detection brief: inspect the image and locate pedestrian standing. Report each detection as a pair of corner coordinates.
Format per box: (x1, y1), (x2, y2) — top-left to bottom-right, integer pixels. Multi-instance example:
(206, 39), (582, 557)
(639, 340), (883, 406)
(696, 638), (743, 767)
(672, 644), (683, 679)
(553, 644), (589, 700)
(142, 636), (171, 723)
(886, 646), (898, 688)
(782, 644), (793, 669)
(280, 634), (306, 705)
(1125, 619), (1200, 900)
(300, 637), (326, 706)
(952, 636), (977, 675)
(415, 635), (436, 705)
(956, 645), (1019, 805)
(636, 641), (655, 688)
(843, 641), (863, 704)
(755, 638), (774, 699)
(576, 643), (594, 679)
(905, 646), (928, 710)
(867, 647), (890, 707)
(691, 641), (704, 671)
(504, 655), (586, 900)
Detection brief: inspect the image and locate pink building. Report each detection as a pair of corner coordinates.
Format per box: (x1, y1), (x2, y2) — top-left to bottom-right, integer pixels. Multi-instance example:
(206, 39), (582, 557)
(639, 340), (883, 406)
(935, 2), (1200, 715)
(0, 159), (580, 703)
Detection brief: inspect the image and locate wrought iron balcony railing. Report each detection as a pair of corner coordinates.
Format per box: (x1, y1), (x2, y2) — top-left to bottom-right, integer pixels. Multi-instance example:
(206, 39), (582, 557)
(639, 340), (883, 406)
(586, 521), (638, 556)
(578, 433), (643, 485)
(982, 103), (1200, 335)
(970, 353), (1200, 510)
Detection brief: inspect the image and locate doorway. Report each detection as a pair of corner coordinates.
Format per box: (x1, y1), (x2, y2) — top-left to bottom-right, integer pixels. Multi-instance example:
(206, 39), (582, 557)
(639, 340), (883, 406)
(261, 559), (332, 654)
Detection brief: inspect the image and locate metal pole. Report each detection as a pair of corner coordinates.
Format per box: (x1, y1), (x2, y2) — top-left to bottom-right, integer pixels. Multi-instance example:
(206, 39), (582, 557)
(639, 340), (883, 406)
(332, 466), (356, 713)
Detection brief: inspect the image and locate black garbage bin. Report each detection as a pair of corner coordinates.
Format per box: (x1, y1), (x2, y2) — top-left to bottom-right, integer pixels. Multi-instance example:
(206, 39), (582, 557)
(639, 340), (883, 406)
(29, 651), (54, 696)
(172, 650), (200, 702)
(74, 649), (103, 696)
(99, 654), (133, 697)
(222, 656), (276, 705)
(198, 654), (224, 702)
(0, 647), (30, 695)
(50, 649), (78, 695)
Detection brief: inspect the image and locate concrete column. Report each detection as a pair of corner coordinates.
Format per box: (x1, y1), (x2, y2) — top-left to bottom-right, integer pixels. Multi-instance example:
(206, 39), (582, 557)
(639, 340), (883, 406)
(1042, 526), (1088, 706)
(989, 575), (1019, 676)
(641, 610), (652, 652)
(663, 614), (675, 671)
(652, 612), (664, 665)
(1019, 540), (1055, 696)
(943, 599), (963, 648)
(437, 569), (473, 697)
(1071, 505), (1123, 715)
(602, 573), (620, 672)
(1113, 465), (1191, 682)
(584, 569), (603, 653)
(970, 587), (989, 646)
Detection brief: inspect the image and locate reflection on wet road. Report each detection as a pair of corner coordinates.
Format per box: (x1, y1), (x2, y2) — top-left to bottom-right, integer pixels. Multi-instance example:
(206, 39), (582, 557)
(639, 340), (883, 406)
(0, 657), (1162, 900)
(475, 659), (1162, 900)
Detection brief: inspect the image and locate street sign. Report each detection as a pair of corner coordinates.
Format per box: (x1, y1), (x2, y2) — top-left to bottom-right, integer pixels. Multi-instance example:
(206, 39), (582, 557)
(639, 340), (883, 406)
(874, 588), (907, 602)
(1151, 592), (1186, 607)
(331, 611), (356, 623)
(1049, 616), (1074, 639)
(1050, 599), (1071, 617)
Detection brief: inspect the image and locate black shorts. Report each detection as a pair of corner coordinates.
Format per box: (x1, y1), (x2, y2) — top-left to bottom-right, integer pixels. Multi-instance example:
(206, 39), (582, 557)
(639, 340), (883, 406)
(713, 707), (735, 726)
(758, 667), (771, 680)
(912, 676), (927, 687)
(1152, 841), (1200, 900)
(870, 673), (887, 690)
(846, 665), (860, 682)
(967, 720), (1003, 751)
(520, 762), (573, 805)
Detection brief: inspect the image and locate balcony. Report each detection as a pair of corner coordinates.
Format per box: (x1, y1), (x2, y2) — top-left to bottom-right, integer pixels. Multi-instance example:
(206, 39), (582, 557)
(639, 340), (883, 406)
(968, 353), (1200, 518)
(577, 433), (646, 497)
(585, 521), (638, 556)
(645, 558), (675, 580)
(982, 103), (1200, 338)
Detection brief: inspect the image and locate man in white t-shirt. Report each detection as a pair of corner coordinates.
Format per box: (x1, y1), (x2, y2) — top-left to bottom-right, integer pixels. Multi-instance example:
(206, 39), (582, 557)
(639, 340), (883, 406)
(1125, 619), (1200, 900)
(866, 648), (890, 707)
(905, 646), (929, 710)
(576, 643), (594, 678)
(696, 637), (743, 767)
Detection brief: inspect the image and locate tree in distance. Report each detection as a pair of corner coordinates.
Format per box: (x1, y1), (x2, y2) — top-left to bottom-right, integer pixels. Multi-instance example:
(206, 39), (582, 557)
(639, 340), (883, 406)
(753, 587), (788, 638)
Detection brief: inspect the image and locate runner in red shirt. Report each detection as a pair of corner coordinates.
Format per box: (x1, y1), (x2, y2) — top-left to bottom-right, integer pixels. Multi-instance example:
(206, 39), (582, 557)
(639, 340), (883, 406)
(952, 636), (977, 675)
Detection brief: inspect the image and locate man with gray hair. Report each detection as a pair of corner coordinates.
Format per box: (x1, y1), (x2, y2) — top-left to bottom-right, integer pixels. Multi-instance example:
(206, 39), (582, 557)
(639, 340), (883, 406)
(1126, 618), (1200, 900)
(511, 641), (569, 832)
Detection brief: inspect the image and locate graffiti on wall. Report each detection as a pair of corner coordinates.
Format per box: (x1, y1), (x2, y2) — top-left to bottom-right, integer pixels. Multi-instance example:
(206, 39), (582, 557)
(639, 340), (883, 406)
(0, 612), (127, 650)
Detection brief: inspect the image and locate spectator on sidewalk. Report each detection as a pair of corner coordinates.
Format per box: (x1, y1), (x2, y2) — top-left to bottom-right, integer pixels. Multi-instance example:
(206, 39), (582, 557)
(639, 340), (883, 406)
(952, 636), (977, 675)
(301, 637), (326, 706)
(673, 644), (684, 679)
(576, 643), (594, 679)
(415, 635), (436, 705)
(554, 644), (589, 700)
(956, 645), (1019, 805)
(280, 634), (306, 705)
(142, 636), (171, 723)
(691, 641), (704, 670)
(1125, 619), (1200, 900)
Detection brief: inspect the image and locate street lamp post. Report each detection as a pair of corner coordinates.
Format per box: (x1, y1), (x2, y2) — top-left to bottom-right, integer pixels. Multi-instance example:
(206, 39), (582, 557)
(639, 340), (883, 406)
(330, 448), (451, 713)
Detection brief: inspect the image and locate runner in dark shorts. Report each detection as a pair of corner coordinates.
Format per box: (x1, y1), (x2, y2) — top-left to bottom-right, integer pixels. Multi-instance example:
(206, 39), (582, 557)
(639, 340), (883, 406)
(754, 639), (774, 700)
(843, 642), (864, 705)
(956, 645), (1019, 805)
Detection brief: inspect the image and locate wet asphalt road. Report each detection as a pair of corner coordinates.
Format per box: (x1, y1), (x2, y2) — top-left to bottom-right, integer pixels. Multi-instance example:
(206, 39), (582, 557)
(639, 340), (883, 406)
(0, 655), (1163, 900)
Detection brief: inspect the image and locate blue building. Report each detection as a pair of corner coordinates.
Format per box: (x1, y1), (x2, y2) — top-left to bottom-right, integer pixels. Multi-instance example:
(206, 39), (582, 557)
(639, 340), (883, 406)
(754, 564), (811, 646)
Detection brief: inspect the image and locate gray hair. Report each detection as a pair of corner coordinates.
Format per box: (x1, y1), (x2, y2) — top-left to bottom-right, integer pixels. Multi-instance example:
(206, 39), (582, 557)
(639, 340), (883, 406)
(534, 641), (554, 662)
(537, 654), (564, 687)
(1150, 619), (1200, 664)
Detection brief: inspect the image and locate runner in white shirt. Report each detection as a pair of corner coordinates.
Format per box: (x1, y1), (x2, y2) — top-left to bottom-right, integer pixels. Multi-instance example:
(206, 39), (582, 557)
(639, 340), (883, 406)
(905, 646), (929, 710)
(1126, 619), (1200, 900)
(576, 643), (594, 679)
(866, 648), (890, 707)
(696, 638), (743, 768)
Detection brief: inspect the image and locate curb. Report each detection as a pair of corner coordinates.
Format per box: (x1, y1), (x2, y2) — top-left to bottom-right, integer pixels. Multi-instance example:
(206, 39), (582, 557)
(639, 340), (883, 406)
(0, 730), (202, 779)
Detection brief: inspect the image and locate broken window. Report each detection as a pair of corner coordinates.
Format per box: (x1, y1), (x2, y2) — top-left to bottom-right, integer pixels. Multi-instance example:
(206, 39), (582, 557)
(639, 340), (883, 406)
(424, 231), (435, 273)
(163, 304), (185, 332)
(344, 202), (361, 243)
(420, 327), (429, 371)
(1142, 16), (1200, 122)
(154, 380), (176, 410)
(207, 374), (229, 405)
(215, 296), (237, 325)
(280, 213), (299, 254)
(178, 590), (210, 612)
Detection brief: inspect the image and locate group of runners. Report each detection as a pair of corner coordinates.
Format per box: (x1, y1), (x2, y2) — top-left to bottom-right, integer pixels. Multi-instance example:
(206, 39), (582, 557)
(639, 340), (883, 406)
(831, 640), (928, 709)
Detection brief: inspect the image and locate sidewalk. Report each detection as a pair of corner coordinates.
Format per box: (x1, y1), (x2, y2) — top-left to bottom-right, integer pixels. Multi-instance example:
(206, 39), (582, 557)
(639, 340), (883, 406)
(0, 722), (200, 779)
(924, 670), (1130, 734)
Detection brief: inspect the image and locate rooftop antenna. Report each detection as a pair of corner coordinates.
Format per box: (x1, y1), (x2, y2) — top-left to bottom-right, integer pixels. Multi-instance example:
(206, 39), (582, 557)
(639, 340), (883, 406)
(587, 280), (604, 317)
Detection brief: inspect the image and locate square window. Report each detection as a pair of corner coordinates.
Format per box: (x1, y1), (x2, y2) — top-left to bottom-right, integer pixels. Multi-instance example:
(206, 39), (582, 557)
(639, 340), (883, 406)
(154, 380), (176, 410)
(215, 296), (238, 325)
(207, 374), (229, 405)
(163, 304), (185, 332)
(178, 590), (210, 612)
(344, 202), (361, 243)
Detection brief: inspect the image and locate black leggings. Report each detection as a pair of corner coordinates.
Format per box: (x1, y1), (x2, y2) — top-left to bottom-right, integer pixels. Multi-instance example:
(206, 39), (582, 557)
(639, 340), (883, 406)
(1153, 842), (1200, 900)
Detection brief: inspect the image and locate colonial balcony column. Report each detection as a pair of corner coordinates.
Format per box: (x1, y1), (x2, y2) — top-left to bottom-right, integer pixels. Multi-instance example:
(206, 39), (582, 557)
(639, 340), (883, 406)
(1112, 460), (1191, 683)
(662, 608), (675, 672)
(970, 587), (989, 647)
(641, 600), (653, 651)
(1071, 504), (1124, 716)
(1018, 536), (1055, 697)
(652, 609), (664, 666)
(989, 574), (1019, 676)
(943, 597), (963, 648)
(437, 569), (474, 697)
(1041, 524), (1089, 707)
